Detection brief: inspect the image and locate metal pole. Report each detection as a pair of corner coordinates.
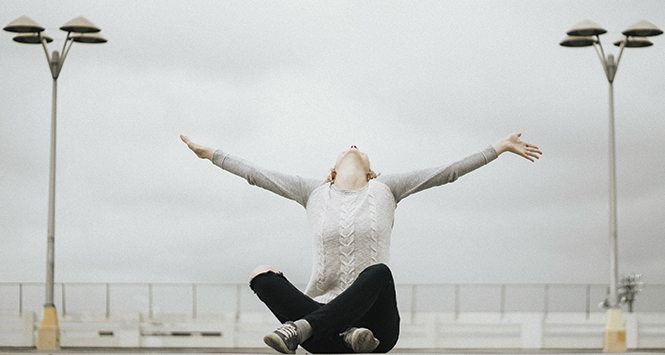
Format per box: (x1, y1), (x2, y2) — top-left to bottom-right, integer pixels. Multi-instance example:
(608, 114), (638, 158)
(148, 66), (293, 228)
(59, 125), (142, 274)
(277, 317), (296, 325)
(602, 53), (626, 352)
(149, 284), (153, 319)
(500, 284), (506, 319)
(192, 284), (197, 319)
(410, 284), (417, 324)
(19, 283), (23, 316)
(45, 65), (58, 309)
(585, 284), (591, 319)
(106, 283), (110, 318)
(61, 283), (66, 317)
(543, 284), (549, 320)
(37, 48), (62, 351)
(454, 284), (460, 320)
(607, 56), (619, 309)
(235, 284), (242, 323)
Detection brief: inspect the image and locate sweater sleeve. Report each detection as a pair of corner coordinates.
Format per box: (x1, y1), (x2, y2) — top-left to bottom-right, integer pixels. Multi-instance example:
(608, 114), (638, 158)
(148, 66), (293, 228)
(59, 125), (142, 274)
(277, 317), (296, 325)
(377, 145), (498, 204)
(211, 150), (323, 208)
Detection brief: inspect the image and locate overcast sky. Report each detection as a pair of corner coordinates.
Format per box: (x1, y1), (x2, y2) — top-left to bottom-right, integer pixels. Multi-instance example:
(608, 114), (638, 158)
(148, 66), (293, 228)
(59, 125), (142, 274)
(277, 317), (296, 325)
(1, 1), (664, 287)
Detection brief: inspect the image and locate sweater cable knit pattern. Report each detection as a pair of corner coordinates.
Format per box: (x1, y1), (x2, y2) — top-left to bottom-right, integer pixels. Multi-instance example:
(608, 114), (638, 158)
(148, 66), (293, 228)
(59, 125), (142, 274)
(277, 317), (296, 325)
(368, 189), (379, 264)
(338, 192), (357, 289)
(313, 189), (329, 293)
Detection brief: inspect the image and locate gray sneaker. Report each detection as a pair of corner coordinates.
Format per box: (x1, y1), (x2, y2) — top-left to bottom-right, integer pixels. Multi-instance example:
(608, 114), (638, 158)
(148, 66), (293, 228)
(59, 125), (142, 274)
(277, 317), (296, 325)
(341, 327), (380, 353)
(264, 321), (299, 354)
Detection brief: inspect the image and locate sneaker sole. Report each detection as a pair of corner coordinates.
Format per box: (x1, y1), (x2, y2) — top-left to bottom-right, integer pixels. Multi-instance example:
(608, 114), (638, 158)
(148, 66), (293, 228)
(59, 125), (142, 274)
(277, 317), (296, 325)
(352, 328), (380, 353)
(263, 332), (296, 354)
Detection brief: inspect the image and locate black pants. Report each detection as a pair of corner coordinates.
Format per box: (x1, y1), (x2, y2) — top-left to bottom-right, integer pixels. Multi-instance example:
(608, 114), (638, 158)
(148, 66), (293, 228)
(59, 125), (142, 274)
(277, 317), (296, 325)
(249, 263), (400, 353)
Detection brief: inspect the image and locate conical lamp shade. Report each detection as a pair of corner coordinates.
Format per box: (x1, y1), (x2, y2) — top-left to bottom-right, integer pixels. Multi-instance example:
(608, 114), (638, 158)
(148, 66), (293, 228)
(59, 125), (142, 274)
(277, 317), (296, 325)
(71, 32), (107, 44)
(567, 20), (607, 37)
(60, 16), (101, 33)
(3, 15), (45, 33)
(12, 33), (53, 44)
(559, 35), (596, 47)
(622, 20), (663, 37)
(614, 37), (653, 48)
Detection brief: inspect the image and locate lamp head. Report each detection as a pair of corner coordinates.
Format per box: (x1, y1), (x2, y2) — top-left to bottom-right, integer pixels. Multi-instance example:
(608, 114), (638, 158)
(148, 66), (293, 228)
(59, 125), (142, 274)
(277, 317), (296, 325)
(60, 16), (101, 33)
(623, 20), (663, 37)
(614, 37), (653, 48)
(12, 32), (53, 44)
(3, 15), (45, 33)
(559, 35), (597, 47)
(566, 20), (607, 37)
(71, 32), (107, 44)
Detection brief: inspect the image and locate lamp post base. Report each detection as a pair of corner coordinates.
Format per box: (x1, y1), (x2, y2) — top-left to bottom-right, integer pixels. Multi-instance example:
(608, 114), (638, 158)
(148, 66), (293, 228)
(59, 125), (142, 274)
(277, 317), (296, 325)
(603, 308), (626, 352)
(36, 305), (60, 350)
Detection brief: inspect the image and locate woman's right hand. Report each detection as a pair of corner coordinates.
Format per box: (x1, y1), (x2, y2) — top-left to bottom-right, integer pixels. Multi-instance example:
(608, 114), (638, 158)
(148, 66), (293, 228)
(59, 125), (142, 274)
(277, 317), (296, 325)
(180, 134), (214, 161)
(492, 133), (542, 162)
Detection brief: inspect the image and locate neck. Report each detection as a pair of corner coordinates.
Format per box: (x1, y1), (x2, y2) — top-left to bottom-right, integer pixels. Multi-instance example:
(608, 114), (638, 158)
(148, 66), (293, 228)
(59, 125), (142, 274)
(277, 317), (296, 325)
(333, 166), (368, 191)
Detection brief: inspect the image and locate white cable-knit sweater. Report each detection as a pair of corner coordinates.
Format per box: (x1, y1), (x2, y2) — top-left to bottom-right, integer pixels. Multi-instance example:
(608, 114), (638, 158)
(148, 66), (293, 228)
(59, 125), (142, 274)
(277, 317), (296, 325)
(212, 146), (497, 303)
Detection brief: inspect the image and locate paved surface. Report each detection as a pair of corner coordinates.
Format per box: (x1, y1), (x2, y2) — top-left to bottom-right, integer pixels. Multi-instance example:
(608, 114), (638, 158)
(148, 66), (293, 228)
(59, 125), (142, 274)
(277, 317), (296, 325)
(2, 348), (665, 355)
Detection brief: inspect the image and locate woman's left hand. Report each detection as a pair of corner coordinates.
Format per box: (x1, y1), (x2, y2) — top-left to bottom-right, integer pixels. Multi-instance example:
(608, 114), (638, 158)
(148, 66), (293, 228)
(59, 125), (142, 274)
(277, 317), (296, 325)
(493, 133), (542, 162)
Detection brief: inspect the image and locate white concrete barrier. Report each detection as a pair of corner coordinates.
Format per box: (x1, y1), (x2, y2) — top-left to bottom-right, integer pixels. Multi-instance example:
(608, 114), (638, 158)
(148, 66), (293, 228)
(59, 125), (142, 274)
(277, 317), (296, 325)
(0, 312), (34, 347)
(59, 312), (140, 347)
(2, 311), (665, 349)
(138, 313), (235, 347)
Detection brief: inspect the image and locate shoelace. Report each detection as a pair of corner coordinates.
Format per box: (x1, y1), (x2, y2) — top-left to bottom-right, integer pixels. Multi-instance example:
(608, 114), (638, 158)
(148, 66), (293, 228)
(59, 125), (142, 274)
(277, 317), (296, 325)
(275, 323), (298, 339)
(340, 327), (360, 347)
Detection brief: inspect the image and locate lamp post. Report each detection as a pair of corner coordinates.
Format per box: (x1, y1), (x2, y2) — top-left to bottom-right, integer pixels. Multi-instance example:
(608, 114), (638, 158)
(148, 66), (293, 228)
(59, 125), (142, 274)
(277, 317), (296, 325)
(560, 20), (662, 352)
(3, 16), (106, 350)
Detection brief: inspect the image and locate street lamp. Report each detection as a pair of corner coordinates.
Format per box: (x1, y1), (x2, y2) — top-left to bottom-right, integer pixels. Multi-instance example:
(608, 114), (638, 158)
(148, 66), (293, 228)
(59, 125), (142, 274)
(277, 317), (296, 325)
(560, 19), (661, 352)
(3, 16), (106, 350)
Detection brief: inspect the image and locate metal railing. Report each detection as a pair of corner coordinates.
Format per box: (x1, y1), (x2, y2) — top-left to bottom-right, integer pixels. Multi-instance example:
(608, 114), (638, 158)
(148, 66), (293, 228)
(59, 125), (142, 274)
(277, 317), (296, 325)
(1, 282), (663, 319)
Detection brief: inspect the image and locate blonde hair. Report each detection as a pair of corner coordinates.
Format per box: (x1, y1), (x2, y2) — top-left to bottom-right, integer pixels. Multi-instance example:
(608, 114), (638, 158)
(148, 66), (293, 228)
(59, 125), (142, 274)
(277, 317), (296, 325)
(326, 169), (379, 183)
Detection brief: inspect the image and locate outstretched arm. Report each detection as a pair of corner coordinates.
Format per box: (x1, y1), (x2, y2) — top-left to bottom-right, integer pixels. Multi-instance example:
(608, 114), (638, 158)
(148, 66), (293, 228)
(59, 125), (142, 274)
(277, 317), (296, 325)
(492, 133), (542, 162)
(380, 133), (542, 203)
(180, 134), (322, 207)
(181, 134), (215, 160)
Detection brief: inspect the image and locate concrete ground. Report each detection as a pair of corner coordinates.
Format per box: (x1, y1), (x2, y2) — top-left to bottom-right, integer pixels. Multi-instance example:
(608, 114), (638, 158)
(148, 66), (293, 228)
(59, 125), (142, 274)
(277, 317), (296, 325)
(2, 348), (665, 355)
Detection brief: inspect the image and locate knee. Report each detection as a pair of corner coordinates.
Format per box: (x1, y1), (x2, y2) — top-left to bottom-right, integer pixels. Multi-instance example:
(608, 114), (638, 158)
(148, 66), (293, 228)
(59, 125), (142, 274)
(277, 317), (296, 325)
(367, 263), (391, 275)
(361, 263), (393, 280)
(249, 265), (281, 294)
(249, 265), (277, 281)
